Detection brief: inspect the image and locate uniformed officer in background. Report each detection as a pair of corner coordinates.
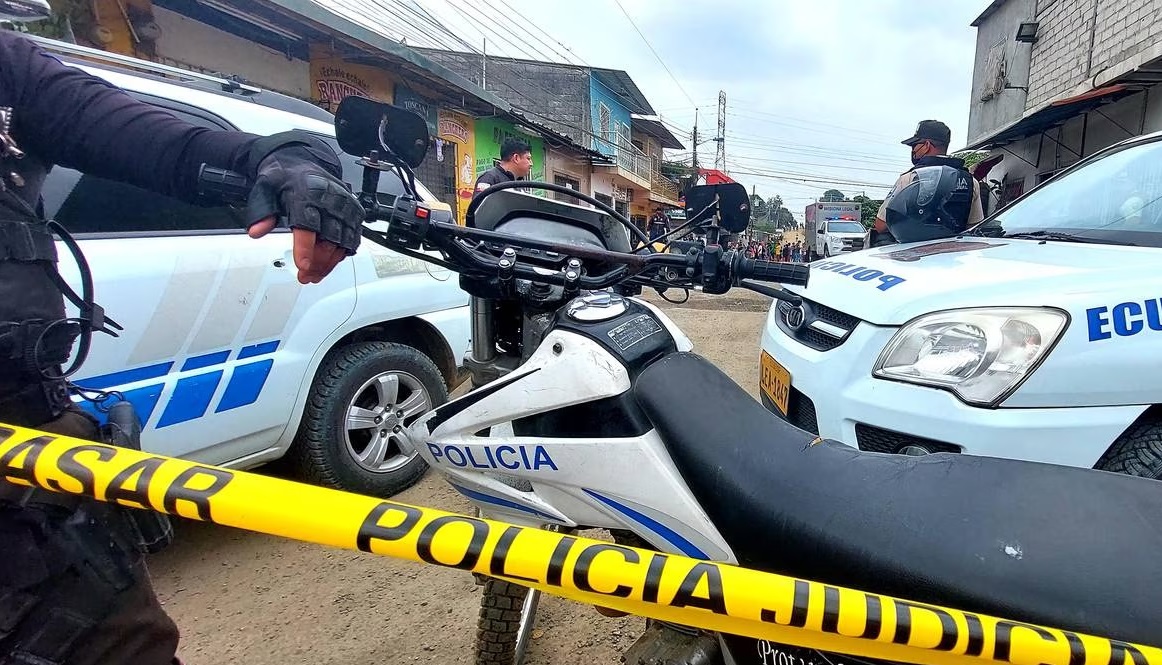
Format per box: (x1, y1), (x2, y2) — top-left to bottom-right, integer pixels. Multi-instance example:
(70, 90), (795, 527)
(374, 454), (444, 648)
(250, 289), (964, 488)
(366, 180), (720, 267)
(869, 120), (983, 247)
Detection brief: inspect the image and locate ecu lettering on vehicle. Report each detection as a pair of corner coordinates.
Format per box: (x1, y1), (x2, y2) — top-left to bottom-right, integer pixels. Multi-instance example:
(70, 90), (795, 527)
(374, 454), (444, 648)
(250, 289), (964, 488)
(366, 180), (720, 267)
(813, 261), (906, 291)
(427, 442), (559, 471)
(1086, 299), (1162, 341)
(2, 422), (1161, 665)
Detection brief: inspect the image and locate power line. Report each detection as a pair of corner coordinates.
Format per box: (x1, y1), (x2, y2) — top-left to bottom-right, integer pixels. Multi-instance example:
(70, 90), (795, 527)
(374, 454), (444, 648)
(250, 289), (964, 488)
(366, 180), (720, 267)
(608, 0), (696, 108)
(728, 154), (903, 174)
(444, 0), (546, 60)
(486, 0), (585, 65)
(728, 110), (903, 149)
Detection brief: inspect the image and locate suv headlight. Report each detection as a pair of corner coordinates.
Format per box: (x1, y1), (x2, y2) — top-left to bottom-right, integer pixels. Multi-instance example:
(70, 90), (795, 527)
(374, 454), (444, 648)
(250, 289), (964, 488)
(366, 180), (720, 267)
(872, 308), (1069, 406)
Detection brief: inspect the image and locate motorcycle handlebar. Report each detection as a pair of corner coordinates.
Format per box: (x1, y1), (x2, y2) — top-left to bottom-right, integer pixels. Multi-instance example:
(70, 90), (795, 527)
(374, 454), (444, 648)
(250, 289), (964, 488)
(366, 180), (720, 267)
(196, 164), (810, 293)
(737, 259), (810, 288)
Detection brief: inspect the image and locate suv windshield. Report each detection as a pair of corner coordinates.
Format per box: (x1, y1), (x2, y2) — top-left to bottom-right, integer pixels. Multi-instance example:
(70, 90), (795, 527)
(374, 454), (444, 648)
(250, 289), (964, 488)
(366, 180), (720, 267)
(976, 137), (1162, 247)
(825, 221), (865, 234)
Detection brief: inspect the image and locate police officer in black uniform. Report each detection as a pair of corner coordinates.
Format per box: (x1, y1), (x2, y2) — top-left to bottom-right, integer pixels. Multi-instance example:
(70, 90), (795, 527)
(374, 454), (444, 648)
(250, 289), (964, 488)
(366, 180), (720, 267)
(869, 120), (982, 247)
(474, 137), (533, 193)
(0, 25), (364, 665)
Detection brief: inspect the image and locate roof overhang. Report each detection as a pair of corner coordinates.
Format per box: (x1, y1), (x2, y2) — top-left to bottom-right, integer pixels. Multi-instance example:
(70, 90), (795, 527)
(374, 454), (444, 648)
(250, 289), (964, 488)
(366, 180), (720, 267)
(971, 0), (1009, 27)
(631, 115), (684, 149)
(591, 68), (655, 115)
(965, 84), (1136, 150)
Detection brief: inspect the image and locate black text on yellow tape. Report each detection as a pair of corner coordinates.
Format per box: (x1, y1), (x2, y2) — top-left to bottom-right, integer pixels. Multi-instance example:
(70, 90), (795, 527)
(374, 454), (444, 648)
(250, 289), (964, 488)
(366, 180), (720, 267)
(1, 423), (1158, 665)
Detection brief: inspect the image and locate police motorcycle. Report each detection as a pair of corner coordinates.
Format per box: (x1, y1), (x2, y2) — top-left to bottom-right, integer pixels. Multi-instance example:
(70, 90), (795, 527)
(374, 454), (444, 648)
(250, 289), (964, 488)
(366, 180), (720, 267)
(208, 98), (1162, 664)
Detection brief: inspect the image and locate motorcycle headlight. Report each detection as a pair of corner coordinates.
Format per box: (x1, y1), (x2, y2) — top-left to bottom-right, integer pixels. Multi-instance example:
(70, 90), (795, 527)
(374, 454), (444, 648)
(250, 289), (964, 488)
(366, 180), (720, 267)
(872, 308), (1069, 406)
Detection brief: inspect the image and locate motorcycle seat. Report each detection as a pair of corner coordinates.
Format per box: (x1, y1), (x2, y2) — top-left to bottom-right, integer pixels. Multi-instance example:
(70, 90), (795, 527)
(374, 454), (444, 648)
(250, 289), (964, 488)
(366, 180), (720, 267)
(634, 351), (1162, 646)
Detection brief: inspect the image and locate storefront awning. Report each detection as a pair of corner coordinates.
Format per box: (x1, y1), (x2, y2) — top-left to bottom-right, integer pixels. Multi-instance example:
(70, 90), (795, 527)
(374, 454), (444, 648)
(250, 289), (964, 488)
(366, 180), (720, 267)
(965, 84), (1136, 150)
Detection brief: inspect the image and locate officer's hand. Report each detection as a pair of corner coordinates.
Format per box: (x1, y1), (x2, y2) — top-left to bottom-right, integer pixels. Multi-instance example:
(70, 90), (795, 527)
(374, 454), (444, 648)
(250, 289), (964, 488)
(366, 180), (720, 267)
(245, 135), (365, 285)
(247, 219), (347, 284)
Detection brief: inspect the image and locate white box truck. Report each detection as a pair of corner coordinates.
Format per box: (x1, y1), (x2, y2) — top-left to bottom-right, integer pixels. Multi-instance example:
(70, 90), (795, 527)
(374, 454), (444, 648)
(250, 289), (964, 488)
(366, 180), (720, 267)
(804, 200), (867, 260)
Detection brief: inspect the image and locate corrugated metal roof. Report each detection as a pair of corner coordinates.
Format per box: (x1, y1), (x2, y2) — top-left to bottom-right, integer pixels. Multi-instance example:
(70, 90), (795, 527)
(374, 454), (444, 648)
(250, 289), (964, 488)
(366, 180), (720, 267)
(591, 68), (656, 115)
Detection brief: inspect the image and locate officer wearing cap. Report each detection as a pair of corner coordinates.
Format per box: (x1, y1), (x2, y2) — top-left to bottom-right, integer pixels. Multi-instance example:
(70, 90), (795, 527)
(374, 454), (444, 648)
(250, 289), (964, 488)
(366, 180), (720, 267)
(870, 120), (983, 246)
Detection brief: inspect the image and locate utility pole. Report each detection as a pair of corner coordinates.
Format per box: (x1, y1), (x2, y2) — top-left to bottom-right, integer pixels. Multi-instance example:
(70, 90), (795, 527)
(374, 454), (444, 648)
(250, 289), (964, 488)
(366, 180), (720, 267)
(715, 90), (726, 172)
(482, 38), (487, 88)
(691, 108), (699, 170)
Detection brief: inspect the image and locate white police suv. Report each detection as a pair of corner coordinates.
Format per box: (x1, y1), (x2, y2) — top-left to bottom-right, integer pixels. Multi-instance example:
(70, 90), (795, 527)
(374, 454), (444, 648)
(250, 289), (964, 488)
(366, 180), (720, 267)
(760, 129), (1162, 478)
(40, 40), (469, 497)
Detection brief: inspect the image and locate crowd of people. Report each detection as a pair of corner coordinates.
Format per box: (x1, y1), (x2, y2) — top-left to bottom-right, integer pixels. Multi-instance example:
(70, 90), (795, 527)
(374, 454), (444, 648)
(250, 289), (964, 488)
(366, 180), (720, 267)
(739, 239), (805, 262)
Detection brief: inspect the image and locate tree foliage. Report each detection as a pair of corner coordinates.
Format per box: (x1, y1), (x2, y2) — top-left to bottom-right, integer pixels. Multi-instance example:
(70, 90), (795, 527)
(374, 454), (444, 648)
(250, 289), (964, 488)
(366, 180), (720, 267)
(821, 189), (846, 202)
(850, 194), (884, 229)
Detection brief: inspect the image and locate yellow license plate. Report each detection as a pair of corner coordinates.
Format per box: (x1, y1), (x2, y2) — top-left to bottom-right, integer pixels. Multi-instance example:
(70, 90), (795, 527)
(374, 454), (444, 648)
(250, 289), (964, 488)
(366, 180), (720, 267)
(760, 351), (791, 416)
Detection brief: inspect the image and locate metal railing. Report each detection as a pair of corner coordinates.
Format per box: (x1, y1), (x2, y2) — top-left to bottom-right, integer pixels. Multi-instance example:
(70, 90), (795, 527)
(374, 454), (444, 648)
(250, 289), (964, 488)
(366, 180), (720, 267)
(614, 139), (651, 181)
(651, 169), (680, 201)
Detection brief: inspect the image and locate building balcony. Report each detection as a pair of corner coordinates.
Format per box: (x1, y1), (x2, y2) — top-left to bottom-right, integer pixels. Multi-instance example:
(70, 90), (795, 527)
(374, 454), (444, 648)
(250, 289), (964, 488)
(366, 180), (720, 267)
(592, 138), (652, 190)
(649, 169), (681, 207)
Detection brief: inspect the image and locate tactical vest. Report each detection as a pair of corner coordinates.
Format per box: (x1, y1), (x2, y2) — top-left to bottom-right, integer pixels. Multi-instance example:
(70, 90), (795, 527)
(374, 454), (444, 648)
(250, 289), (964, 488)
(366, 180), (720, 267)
(914, 155), (975, 228)
(0, 107), (118, 425)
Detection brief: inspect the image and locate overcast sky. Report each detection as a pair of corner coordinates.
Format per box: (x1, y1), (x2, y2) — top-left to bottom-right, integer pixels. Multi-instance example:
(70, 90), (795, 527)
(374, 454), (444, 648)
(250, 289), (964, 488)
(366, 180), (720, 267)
(329, 0), (985, 219)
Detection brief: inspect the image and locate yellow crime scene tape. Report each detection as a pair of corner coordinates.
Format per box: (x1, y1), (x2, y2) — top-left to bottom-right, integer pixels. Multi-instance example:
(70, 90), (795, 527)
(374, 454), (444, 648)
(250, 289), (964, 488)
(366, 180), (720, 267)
(1, 422), (1158, 665)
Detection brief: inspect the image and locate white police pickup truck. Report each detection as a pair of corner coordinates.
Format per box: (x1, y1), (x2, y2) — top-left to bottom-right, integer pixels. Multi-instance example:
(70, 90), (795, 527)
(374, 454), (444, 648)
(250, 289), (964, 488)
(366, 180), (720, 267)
(760, 129), (1162, 478)
(38, 39), (469, 497)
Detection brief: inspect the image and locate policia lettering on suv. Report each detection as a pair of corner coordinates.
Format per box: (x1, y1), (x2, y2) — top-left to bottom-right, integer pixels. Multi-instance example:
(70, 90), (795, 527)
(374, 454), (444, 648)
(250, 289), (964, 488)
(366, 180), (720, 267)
(869, 120), (983, 247)
(0, 24), (364, 665)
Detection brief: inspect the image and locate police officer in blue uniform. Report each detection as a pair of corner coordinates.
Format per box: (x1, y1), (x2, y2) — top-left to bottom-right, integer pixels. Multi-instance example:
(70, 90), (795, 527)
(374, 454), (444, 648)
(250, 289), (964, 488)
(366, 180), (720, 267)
(0, 22), (364, 665)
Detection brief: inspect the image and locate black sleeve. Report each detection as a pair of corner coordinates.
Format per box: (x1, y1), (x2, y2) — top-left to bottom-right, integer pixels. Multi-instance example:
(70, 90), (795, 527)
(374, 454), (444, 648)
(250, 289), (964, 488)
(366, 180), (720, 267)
(0, 31), (258, 203)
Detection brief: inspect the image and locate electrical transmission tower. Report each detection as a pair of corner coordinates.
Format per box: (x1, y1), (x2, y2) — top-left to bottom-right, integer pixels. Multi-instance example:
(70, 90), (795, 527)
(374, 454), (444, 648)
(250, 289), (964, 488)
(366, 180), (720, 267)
(714, 90), (726, 171)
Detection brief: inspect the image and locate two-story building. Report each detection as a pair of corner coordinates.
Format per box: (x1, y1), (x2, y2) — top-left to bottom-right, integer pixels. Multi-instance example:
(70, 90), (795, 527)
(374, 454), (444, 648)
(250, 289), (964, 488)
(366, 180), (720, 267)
(414, 49), (684, 222)
(966, 0), (1162, 211)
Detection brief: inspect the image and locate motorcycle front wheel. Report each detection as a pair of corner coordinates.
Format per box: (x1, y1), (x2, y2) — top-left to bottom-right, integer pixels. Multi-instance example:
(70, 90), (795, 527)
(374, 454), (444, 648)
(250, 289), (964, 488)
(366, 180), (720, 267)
(476, 577), (540, 665)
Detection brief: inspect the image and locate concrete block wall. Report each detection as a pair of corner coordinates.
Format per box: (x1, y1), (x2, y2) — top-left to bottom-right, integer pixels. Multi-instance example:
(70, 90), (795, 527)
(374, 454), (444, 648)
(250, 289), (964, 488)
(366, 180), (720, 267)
(419, 50), (590, 145)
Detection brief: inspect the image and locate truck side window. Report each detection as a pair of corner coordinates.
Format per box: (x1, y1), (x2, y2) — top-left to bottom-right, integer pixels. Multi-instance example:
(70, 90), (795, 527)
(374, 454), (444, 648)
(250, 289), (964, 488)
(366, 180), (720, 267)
(40, 107), (245, 236)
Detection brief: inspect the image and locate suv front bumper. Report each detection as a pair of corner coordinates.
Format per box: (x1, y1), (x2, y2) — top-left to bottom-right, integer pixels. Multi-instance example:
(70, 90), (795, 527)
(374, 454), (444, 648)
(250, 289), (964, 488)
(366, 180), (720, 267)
(758, 303), (1146, 469)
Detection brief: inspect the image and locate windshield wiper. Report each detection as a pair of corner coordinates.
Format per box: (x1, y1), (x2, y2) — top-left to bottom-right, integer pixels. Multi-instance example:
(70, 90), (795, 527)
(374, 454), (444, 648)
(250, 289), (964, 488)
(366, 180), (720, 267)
(1003, 230), (1136, 246)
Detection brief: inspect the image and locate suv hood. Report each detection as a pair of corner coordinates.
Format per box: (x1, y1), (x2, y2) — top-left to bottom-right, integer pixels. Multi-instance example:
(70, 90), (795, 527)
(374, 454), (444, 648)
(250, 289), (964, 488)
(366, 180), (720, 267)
(793, 238), (1159, 325)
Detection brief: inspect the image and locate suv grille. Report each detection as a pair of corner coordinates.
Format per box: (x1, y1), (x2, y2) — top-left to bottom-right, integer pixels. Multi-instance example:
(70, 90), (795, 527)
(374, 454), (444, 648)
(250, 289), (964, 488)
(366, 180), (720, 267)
(776, 299), (861, 351)
(855, 424), (960, 455)
(763, 388), (820, 436)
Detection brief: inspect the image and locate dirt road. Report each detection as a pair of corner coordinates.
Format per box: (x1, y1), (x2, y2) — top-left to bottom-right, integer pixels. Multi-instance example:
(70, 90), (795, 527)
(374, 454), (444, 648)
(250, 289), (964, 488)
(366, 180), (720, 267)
(149, 288), (772, 665)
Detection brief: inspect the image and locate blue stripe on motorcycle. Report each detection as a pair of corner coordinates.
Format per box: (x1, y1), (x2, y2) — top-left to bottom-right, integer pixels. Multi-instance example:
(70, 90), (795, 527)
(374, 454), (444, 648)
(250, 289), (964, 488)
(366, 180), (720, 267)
(449, 484), (560, 522)
(583, 488), (709, 559)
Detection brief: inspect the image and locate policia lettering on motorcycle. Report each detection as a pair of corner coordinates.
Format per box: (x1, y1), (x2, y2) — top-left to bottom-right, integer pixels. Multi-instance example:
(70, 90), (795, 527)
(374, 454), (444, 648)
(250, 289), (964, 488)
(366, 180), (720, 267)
(0, 29), (364, 665)
(869, 119), (983, 247)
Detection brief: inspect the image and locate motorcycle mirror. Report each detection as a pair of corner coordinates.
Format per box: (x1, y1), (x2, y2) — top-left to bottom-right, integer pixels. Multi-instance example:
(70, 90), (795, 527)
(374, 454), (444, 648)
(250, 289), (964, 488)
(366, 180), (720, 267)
(684, 182), (751, 233)
(0, 0), (51, 22)
(334, 96), (430, 168)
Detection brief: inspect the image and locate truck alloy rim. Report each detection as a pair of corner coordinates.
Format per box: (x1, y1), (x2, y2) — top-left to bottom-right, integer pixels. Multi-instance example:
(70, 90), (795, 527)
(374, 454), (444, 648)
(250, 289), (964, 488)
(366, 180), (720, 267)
(343, 371), (431, 472)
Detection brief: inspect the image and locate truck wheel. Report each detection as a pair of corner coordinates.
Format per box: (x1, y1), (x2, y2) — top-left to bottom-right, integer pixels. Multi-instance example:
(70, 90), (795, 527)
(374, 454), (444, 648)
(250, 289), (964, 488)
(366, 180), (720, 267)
(289, 341), (446, 497)
(1094, 414), (1162, 479)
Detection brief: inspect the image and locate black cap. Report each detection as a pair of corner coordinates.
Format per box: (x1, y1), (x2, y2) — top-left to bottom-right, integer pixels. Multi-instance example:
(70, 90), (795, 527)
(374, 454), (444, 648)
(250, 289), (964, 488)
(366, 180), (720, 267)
(902, 120), (951, 147)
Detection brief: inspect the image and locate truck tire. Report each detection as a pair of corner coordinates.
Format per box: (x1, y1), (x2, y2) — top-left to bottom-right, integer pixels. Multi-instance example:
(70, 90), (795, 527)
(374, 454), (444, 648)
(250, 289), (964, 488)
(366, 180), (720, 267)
(1094, 414), (1162, 479)
(289, 341), (446, 497)
(476, 578), (540, 665)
